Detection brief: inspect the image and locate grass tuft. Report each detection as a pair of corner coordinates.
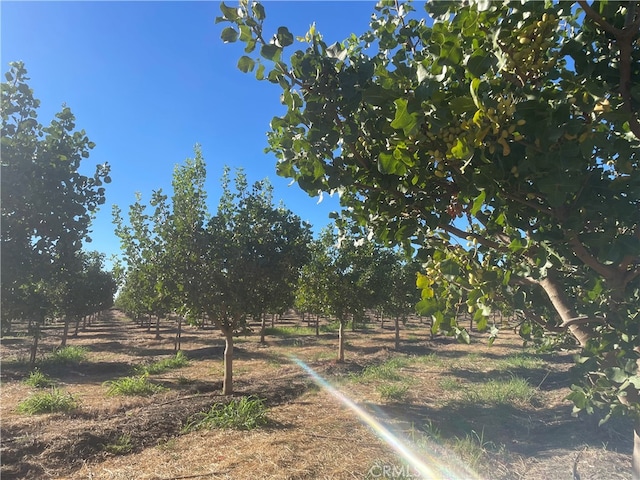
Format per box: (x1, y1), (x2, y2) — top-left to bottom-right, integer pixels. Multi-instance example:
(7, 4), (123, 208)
(17, 388), (78, 414)
(356, 357), (410, 382)
(463, 376), (538, 406)
(103, 434), (133, 455)
(137, 351), (189, 375)
(377, 383), (409, 402)
(46, 346), (89, 365)
(104, 375), (167, 396)
(182, 396), (268, 432)
(264, 325), (317, 336)
(494, 353), (545, 371)
(24, 368), (55, 388)
(452, 428), (505, 470)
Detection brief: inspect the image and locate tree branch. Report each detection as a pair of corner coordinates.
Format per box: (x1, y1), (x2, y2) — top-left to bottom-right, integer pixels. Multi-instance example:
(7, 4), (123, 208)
(578, 1), (621, 36)
(539, 275), (594, 346)
(566, 233), (620, 281)
(440, 222), (507, 252)
(578, 1), (640, 138)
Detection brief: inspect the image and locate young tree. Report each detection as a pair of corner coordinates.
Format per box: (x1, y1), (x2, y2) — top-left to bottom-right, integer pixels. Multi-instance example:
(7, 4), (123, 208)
(113, 191), (174, 337)
(115, 154), (310, 395)
(219, 0), (640, 472)
(310, 226), (380, 362)
(1, 62), (111, 358)
(380, 253), (422, 350)
(202, 168), (311, 392)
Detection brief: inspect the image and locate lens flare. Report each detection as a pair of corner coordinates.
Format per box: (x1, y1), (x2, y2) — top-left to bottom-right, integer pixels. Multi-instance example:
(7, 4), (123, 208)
(289, 355), (482, 479)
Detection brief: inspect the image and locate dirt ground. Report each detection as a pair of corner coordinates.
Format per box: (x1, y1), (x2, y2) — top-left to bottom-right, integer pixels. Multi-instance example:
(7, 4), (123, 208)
(0, 310), (633, 479)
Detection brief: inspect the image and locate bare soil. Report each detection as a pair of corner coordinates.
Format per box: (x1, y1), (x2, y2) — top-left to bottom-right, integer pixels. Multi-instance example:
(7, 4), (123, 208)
(0, 310), (633, 479)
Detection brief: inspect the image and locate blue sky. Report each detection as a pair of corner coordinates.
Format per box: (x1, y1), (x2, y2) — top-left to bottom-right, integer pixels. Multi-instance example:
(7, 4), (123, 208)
(1, 1), (379, 265)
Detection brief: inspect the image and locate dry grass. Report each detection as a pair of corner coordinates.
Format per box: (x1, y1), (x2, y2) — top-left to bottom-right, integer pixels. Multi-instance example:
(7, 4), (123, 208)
(0, 310), (633, 479)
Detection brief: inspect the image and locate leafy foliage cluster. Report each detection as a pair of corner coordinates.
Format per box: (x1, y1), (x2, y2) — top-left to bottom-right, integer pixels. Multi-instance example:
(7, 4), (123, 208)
(217, 0), (640, 444)
(1, 62), (117, 355)
(113, 146), (422, 391)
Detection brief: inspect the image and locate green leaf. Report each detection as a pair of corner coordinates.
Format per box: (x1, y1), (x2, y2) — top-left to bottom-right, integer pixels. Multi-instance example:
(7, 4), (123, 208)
(455, 327), (471, 344)
(252, 2), (266, 21)
(566, 386), (588, 409)
(449, 96), (477, 115)
(276, 27), (294, 48)
(416, 298), (439, 317)
(471, 190), (486, 215)
(220, 27), (239, 43)
(219, 2), (239, 21)
(605, 367), (628, 384)
(431, 311), (444, 334)
(508, 237), (525, 253)
(390, 98), (418, 136)
(260, 44), (282, 62)
(326, 42), (347, 62)
(239, 25), (252, 42)
(451, 137), (473, 160)
(469, 77), (482, 109)
(237, 56), (256, 73)
(467, 51), (494, 78)
(378, 152), (406, 175)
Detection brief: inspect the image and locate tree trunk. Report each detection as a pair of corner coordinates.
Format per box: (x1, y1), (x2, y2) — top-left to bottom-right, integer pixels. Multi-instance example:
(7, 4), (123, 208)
(73, 316), (81, 337)
(271, 313), (275, 328)
(61, 318), (70, 347)
(260, 313), (266, 344)
(634, 423), (640, 480)
(30, 321), (40, 365)
(539, 276), (592, 347)
(155, 315), (161, 339)
(394, 317), (400, 350)
(223, 330), (234, 395)
(338, 320), (345, 363)
(315, 314), (320, 337)
(175, 316), (182, 351)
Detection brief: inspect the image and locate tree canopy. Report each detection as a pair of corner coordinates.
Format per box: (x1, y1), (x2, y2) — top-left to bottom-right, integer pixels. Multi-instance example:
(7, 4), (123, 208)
(114, 149), (312, 394)
(1, 62), (113, 352)
(219, 0), (640, 473)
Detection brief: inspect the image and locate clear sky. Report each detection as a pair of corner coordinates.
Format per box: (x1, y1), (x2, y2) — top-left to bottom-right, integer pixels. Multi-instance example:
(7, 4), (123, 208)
(1, 1), (379, 265)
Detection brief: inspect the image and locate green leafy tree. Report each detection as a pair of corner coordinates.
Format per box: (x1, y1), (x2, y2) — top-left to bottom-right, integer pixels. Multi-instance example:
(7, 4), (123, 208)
(71, 251), (117, 336)
(381, 253), (422, 350)
(202, 168), (311, 392)
(113, 190), (173, 337)
(219, 0), (640, 472)
(295, 238), (334, 336)
(309, 226), (380, 362)
(1, 62), (110, 359)
(115, 153), (310, 395)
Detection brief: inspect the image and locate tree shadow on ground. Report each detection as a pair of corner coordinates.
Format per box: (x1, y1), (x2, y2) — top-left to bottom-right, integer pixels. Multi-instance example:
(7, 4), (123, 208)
(362, 399), (633, 458)
(446, 366), (571, 392)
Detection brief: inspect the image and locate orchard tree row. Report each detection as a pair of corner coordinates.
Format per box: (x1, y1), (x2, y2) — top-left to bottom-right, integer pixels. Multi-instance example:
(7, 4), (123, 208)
(1, 62), (117, 362)
(112, 147), (421, 394)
